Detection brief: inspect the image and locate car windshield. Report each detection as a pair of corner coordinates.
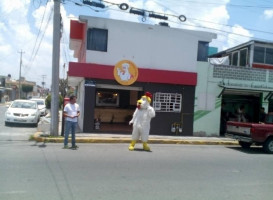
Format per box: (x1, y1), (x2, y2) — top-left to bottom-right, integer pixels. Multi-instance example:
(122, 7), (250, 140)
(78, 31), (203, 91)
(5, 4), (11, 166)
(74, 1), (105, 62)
(11, 101), (37, 109)
(34, 100), (44, 105)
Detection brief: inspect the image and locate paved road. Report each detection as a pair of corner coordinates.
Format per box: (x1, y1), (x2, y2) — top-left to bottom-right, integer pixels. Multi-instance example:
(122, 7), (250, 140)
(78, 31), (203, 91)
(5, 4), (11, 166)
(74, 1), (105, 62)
(0, 104), (37, 141)
(1, 104), (273, 200)
(1, 143), (273, 200)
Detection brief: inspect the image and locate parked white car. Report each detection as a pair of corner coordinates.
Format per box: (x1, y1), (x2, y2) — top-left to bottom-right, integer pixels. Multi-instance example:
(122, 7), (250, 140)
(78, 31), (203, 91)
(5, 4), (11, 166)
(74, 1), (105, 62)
(30, 98), (47, 116)
(5, 100), (41, 126)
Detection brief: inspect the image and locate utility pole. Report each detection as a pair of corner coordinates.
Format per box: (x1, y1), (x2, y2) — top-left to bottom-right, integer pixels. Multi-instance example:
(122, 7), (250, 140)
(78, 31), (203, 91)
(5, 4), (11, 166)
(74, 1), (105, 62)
(41, 75), (46, 97)
(51, 0), (61, 136)
(63, 63), (66, 79)
(18, 50), (25, 99)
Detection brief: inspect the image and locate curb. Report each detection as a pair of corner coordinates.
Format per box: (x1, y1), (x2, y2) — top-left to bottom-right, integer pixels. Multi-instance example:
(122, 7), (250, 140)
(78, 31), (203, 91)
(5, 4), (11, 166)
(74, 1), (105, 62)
(32, 132), (239, 145)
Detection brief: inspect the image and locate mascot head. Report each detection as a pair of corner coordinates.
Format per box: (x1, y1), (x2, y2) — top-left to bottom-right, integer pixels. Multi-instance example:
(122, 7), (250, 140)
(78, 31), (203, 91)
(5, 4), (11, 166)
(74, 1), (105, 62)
(137, 92), (152, 109)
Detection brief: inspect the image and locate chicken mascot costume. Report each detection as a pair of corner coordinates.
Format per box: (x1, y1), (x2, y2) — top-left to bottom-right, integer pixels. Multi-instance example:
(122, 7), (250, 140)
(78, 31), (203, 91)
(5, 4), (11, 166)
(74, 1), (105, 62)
(129, 92), (156, 151)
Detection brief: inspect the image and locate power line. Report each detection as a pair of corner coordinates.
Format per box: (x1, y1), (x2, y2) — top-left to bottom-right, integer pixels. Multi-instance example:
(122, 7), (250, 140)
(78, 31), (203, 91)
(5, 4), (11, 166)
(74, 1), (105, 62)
(28, 6), (53, 69)
(62, 0), (273, 53)
(69, 0), (272, 41)
(150, 0), (273, 36)
(161, 0), (273, 9)
(29, 1), (49, 65)
(41, 75), (46, 88)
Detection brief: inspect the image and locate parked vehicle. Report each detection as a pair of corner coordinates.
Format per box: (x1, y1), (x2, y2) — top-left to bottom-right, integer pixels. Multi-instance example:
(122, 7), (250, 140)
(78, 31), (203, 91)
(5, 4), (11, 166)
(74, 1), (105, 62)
(30, 98), (47, 116)
(226, 113), (273, 153)
(5, 100), (40, 127)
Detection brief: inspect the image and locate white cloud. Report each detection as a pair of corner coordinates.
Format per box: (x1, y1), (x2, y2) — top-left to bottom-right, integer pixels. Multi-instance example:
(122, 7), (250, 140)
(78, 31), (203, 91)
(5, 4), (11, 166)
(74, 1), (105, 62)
(219, 24), (254, 50)
(0, 0), (29, 14)
(264, 9), (273, 19)
(0, 0), (267, 86)
(0, 0), (72, 87)
(105, 0), (231, 51)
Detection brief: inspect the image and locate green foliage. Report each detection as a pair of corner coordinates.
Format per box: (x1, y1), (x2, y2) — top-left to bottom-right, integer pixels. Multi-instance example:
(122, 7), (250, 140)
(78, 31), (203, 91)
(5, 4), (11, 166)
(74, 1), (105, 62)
(59, 79), (68, 97)
(22, 85), (33, 97)
(45, 94), (63, 109)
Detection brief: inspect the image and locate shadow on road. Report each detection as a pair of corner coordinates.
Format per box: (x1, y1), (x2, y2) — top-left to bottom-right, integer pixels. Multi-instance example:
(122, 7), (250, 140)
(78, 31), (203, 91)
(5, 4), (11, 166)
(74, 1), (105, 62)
(5, 123), (37, 128)
(30, 141), (47, 148)
(227, 146), (268, 155)
(132, 148), (153, 153)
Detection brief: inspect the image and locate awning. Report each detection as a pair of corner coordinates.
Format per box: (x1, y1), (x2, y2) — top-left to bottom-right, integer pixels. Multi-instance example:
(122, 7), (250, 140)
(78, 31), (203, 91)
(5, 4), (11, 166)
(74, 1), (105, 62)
(218, 84), (273, 99)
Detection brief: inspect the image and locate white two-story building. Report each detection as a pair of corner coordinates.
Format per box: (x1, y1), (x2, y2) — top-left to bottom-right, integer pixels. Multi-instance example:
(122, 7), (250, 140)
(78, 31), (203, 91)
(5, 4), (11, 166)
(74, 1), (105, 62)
(68, 16), (216, 135)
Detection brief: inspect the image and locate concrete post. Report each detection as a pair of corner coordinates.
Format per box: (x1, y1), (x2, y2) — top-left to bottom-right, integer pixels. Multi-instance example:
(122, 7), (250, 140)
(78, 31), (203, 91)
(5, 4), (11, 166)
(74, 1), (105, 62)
(50, 0), (61, 136)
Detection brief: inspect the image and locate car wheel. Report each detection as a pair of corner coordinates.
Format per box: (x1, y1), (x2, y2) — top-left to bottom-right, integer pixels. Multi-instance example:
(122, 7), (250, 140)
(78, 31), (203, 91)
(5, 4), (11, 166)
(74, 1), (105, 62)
(263, 138), (273, 154)
(5, 122), (9, 126)
(33, 121), (39, 127)
(239, 141), (252, 149)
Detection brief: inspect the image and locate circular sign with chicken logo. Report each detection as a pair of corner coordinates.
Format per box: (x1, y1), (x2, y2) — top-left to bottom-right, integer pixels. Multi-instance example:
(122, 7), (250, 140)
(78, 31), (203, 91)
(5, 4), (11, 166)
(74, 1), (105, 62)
(114, 60), (138, 85)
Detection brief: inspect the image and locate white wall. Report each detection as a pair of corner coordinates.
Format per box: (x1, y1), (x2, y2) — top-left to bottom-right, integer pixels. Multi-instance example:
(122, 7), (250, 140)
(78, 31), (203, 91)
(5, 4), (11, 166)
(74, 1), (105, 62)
(194, 62), (222, 136)
(80, 16), (216, 73)
(77, 80), (85, 131)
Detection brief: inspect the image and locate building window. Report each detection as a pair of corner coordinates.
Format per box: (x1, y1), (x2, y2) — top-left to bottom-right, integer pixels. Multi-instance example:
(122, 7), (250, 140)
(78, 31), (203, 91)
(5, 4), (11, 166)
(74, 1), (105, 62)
(153, 92), (182, 112)
(232, 51), (238, 66)
(266, 48), (273, 65)
(254, 46), (265, 63)
(197, 41), (209, 61)
(254, 46), (273, 65)
(96, 91), (119, 107)
(87, 28), (108, 52)
(239, 48), (248, 66)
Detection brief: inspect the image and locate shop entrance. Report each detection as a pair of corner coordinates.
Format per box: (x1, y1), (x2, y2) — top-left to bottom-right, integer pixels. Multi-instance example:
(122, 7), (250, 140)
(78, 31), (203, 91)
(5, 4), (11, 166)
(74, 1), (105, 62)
(220, 92), (260, 136)
(94, 87), (142, 133)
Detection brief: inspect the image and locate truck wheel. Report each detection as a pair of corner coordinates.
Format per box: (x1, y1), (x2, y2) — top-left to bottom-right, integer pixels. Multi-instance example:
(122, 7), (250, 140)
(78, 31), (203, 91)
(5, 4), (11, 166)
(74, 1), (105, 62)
(263, 138), (273, 154)
(239, 141), (252, 149)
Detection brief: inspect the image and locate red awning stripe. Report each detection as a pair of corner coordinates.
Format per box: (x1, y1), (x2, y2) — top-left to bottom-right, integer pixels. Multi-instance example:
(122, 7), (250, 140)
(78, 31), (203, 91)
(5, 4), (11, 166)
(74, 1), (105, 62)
(68, 62), (197, 86)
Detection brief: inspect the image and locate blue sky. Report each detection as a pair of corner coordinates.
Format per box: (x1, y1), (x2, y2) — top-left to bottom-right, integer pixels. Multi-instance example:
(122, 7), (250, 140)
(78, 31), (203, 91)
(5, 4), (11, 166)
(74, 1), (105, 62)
(0, 0), (272, 88)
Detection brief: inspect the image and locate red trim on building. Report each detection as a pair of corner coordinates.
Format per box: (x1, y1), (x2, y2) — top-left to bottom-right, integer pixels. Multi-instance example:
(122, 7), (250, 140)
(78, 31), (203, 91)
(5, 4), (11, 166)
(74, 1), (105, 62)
(252, 63), (273, 69)
(69, 62), (197, 86)
(70, 20), (84, 40)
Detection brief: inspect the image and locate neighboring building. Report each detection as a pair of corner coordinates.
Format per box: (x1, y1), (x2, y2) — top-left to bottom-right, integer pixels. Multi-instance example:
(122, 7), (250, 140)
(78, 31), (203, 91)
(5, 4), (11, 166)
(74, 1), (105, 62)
(194, 40), (273, 136)
(68, 16), (216, 135)
(0, 75), (6, 103)
(1, 75), (39, 101)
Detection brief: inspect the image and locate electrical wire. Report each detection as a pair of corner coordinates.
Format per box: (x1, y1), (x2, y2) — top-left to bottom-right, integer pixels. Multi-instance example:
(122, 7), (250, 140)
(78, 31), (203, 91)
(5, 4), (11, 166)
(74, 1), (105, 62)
(68, 0), (273, 41)
(24, 6), (53, 78)
(160, 0), (273, 9)
(29, 2), (49, 66)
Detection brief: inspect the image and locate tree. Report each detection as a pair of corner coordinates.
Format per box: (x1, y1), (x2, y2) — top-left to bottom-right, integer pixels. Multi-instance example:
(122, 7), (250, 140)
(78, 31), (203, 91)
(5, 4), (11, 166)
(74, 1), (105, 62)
(59, 79), (68, 98)
(45, 94), (63, 109)
(21, 85), (33, 98)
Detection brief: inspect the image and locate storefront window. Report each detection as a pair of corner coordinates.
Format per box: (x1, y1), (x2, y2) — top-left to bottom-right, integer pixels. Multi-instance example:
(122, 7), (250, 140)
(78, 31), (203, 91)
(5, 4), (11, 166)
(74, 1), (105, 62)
(96, 91), (119, 106)
(153, 92), (182, 112)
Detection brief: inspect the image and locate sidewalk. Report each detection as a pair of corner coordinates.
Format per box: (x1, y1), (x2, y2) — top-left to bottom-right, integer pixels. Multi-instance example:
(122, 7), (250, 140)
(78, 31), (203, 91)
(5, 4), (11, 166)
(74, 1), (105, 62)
(33, 132), (238, 145)
(2, 105), (238, 146)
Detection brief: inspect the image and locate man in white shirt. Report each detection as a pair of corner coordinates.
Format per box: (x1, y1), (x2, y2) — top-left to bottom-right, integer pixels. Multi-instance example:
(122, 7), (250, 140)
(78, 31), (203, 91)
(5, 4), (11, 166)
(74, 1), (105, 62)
(63, 95), (80, 149)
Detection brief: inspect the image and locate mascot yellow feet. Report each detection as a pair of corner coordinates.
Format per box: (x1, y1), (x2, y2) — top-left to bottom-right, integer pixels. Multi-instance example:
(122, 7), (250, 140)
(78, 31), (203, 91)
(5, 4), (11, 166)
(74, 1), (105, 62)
(143, 142), (150, 151)
(129, 140), (136, 151)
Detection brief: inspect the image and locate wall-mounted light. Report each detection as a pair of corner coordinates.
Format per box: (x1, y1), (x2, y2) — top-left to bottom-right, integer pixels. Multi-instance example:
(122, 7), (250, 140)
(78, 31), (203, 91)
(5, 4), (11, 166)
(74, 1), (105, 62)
(149, 13), (168, 20)
(83, 0), (105, 9)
